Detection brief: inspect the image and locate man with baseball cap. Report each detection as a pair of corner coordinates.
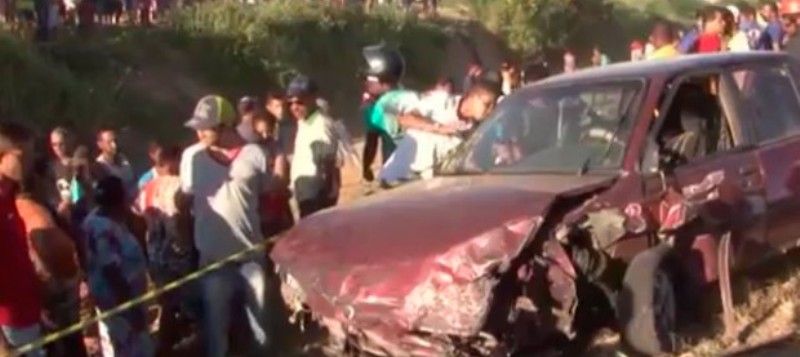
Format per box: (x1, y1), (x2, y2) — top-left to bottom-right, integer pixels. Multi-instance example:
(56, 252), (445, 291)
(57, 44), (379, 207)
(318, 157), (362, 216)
(183, 94), (282, 356)
(286, 74), (341, 218)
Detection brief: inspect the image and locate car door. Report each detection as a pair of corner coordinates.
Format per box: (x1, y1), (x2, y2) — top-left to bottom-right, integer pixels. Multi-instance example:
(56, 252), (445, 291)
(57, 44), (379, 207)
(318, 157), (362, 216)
(735, 61), (800, 250)
(640, 69), (767, 278)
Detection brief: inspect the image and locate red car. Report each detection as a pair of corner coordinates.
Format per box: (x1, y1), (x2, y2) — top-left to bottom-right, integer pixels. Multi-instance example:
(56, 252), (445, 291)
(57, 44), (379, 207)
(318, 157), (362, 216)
(272, 52), (800, 356)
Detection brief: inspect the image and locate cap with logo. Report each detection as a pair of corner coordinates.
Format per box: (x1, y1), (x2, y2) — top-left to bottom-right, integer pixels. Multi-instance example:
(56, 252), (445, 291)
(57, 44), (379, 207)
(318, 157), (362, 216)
(185, 95), (237, 130)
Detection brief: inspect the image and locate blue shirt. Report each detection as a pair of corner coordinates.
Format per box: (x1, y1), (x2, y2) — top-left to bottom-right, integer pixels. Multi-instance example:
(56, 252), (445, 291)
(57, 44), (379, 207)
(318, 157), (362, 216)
(677, 28), (700, 53)
(758, 21), (784, 50)
(137, 168), (155, 190)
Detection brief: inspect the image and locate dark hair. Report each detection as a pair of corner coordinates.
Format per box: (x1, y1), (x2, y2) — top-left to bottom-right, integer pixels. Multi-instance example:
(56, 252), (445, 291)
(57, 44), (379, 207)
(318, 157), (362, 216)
(762, 1), (778, 13)
(96, 128), (115, 141)
(0, 122), (32, 154)
(652, 20), (675, 43)
(94, 176), (126, 208)
(147, 141), (162, 155)
(739, 3), (756, 17)
(154, 145), (182, 166)
(264, 91), (285, 103)
(251, 110), (278, 133)
(51, 126), (72, 139)
(238, 96), (259, 115)
(466, 79), (501, 99)
(702, 5), (725, 22)
(435, 76), (454, 88)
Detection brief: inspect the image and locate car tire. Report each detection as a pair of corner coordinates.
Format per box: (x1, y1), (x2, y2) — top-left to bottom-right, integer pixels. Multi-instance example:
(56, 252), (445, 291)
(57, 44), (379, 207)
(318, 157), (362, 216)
(617, 244), (678, 356)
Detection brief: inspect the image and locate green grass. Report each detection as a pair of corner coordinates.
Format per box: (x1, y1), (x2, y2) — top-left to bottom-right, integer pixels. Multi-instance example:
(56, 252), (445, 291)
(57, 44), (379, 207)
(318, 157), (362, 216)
(0, 1), (451, 145)
(163, 1), (450, 114)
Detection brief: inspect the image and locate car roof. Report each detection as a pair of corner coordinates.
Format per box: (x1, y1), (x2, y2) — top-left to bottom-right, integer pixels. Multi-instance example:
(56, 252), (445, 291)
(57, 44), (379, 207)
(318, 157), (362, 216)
(531, 52), (790, 89)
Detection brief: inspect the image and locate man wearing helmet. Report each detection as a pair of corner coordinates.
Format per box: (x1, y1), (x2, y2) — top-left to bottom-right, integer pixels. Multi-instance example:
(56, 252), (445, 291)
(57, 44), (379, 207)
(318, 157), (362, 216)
(783, 0), (800, 59)
(360, 43), (421, 183)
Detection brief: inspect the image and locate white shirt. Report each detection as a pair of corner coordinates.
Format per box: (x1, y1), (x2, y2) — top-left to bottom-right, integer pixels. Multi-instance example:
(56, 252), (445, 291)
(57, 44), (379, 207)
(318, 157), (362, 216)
(179, 142), (205, 194)
(728, 31), (752, 52)
(291, 111), (339, 202)
(183, 150), (229, 265)
(379, 94), (470, 183)
(204, 144), (274, 265)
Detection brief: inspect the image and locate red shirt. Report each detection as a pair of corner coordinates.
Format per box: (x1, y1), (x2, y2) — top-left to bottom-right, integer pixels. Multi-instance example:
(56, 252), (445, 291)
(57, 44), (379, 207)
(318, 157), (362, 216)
(0, 178), (42, 327)
(697, 34), (722, 53)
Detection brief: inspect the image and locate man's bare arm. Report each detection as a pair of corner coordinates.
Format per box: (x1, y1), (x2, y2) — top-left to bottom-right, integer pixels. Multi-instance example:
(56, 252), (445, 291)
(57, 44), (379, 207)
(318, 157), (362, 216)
(397, 112), (457, 134)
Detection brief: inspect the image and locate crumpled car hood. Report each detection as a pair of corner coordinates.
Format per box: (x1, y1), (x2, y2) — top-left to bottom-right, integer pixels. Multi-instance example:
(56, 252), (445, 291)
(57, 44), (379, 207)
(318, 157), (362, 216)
(271, 174), (612, 338)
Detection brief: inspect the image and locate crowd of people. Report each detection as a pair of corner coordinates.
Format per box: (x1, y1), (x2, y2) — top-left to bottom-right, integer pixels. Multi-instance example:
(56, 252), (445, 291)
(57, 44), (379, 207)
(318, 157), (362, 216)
(0, 0), (438, 42)
(7, 1), (800, 357)
(568, 0), (800, 70)
(0, 68), (347, 356)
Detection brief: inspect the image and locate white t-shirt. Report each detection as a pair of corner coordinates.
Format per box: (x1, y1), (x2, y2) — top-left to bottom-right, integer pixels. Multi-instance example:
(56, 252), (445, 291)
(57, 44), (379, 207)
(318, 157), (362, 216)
(179, 142), (205, 194)
(291, 112), (339, 202)
(728, 31), (752, 52)
(182, 149), (229, 265)
(379, 94), (470, 183)
(203, 144), (274, 265)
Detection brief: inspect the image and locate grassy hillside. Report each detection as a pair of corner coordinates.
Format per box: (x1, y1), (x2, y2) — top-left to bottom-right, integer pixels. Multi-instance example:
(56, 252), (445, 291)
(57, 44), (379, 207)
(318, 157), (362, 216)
(0, 2), (451, 146)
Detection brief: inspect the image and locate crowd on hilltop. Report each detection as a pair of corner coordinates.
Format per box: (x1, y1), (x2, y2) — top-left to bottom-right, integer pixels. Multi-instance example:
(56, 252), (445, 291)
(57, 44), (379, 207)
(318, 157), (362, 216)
(556, 0), (800, 73)
(0, 0), (439, 42)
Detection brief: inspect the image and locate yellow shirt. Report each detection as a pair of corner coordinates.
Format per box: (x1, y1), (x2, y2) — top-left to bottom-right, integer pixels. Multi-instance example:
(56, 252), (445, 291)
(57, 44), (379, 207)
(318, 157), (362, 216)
(648, 45), (680, 60)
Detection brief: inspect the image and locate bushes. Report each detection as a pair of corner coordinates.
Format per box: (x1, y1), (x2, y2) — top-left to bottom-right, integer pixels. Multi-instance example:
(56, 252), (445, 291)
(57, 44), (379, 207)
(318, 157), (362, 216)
(0, 32), (93, 129)
(163, 1), (450, 118)
(0, 1), (451, 144)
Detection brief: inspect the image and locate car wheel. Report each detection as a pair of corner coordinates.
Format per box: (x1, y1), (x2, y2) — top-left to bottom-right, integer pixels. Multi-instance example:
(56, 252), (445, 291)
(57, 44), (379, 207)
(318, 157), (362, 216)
(617, 244), (678, 356)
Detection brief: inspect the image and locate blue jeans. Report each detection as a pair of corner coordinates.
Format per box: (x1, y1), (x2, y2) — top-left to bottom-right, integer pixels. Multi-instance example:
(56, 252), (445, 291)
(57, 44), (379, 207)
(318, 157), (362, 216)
(200, 259), (272, 357)
(1, 324), (46, 357)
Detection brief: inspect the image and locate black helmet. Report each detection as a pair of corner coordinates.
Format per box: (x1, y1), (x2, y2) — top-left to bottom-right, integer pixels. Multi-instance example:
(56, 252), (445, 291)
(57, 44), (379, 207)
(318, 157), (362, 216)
(361, 43), (405, 83)
(286, 74), (319, 98)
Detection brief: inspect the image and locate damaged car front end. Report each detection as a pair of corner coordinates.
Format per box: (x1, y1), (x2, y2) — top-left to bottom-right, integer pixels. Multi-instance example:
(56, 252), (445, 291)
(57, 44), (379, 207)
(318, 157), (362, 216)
(271, 174), (631, 356)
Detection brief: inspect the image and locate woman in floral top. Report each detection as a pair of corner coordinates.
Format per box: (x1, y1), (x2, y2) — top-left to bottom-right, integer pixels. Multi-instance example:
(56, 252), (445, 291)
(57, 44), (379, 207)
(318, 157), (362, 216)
(80, 176), (154, 357)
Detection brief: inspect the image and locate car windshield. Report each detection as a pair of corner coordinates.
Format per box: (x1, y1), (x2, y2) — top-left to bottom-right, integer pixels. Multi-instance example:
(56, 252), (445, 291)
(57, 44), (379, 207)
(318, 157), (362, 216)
(439, 79), (646, 175)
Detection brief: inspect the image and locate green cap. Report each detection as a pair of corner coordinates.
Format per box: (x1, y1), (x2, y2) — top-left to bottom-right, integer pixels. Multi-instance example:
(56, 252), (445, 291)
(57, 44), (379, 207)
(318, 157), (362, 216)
(184, 95), (236, 130)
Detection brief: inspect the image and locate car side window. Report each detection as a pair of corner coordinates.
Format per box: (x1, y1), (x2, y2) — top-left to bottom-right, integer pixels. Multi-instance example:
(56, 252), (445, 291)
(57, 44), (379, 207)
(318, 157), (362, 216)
(732, 65), (800, 143)
(642, 74), (736, 173)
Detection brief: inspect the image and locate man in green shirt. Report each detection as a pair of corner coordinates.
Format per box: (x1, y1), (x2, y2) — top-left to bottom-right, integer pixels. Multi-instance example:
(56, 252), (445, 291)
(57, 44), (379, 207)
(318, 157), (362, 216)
(360, 43), (419, 182)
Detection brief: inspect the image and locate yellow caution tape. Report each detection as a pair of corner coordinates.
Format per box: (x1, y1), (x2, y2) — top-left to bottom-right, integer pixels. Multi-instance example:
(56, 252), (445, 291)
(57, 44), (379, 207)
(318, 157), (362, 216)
(13, 239), (273, 356)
